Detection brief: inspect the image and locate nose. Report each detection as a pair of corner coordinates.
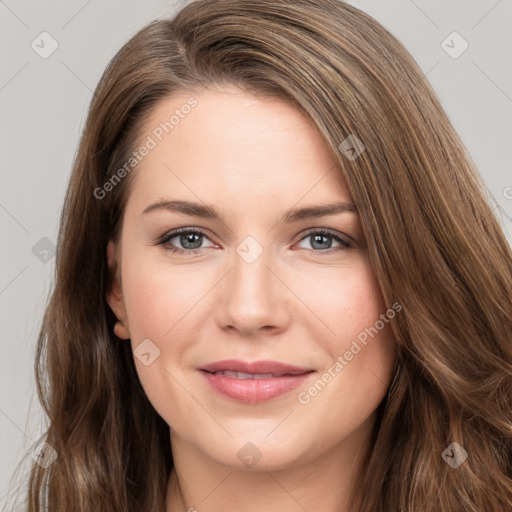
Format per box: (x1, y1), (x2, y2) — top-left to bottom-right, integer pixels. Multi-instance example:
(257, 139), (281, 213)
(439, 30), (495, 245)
(213, 245), (291, 336)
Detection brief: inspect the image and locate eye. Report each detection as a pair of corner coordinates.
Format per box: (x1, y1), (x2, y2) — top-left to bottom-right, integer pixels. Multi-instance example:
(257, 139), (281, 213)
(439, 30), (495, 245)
(155, 227), (353, 256)
(295, 229), (352, 255)
(156, 228), (215, 255)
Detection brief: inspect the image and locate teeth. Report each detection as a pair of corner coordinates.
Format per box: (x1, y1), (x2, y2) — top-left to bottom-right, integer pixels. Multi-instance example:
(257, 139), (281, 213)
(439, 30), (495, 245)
(213, 370), (281, 379)
(236, 371), (258, 379)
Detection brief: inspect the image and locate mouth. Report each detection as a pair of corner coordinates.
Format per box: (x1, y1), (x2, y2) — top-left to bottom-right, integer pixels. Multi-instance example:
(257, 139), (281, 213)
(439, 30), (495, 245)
(198, 360), (315, 403)
(202, 370), (310, 379)
(199, 358), (313, 375)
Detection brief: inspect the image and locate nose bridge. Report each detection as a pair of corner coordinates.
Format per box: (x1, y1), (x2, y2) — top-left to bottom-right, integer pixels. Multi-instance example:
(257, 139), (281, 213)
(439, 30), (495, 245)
(216, 234), (288, 333)
(233, 238), (270, 292)
(232, 236), (274, 308)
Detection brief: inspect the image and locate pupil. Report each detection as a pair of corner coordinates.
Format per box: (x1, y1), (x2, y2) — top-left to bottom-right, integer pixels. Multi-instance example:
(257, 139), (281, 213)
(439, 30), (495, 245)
(182, 233), (201, 249)
(312, 234), (330, 250)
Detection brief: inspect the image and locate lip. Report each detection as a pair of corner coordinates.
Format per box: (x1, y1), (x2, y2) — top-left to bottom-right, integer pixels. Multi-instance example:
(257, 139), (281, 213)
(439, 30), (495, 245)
(198, 359), (315, 403)
(200, 359), (313, 375)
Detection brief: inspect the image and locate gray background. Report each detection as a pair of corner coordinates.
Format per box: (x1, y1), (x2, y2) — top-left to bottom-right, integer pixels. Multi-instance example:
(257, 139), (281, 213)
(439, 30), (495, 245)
(1, 0), (511, 509)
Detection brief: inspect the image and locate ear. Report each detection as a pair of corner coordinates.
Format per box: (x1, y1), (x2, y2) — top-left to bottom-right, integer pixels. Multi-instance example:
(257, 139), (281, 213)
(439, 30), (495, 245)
(106, 240), (130, 340)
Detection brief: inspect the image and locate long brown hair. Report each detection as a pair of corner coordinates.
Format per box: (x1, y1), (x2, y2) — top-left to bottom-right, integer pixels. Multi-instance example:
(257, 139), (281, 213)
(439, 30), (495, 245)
(9, 0), (512, 510)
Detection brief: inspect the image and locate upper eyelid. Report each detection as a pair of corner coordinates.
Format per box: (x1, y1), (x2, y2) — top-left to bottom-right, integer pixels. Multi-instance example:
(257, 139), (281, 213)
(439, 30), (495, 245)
(160, 227), (350, 246)
(161, 227), (215, 245)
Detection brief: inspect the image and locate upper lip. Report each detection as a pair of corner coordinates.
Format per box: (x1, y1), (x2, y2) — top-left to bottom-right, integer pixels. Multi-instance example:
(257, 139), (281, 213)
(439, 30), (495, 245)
(200, 359), (314, 375)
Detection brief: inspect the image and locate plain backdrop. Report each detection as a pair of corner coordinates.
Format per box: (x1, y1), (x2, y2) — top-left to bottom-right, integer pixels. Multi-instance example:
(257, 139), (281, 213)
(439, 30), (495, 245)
(1, 0), (511, 509)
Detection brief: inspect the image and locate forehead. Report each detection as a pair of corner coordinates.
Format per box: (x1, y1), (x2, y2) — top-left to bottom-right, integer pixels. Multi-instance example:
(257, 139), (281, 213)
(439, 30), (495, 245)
(127, 87), (351, 211)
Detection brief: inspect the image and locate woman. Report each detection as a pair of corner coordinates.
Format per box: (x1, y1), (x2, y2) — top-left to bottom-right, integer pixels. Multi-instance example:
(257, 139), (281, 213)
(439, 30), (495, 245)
(16, 0), (512, 510)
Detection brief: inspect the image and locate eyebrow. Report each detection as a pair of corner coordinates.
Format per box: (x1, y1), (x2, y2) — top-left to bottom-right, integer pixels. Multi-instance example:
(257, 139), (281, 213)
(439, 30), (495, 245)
(141, 199), (357, 223)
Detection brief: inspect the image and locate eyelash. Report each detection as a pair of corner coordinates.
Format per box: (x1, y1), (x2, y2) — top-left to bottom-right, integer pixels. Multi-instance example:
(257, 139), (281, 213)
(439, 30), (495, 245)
(155, 227), (353, 256)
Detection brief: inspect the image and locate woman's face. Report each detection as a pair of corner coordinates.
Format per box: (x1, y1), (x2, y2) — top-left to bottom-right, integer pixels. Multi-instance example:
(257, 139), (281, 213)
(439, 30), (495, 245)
(107, 86), (397, 470)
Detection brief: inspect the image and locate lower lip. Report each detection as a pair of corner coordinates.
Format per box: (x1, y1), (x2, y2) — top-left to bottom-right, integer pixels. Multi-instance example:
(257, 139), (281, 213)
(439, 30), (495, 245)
(199, 370), (315, 403)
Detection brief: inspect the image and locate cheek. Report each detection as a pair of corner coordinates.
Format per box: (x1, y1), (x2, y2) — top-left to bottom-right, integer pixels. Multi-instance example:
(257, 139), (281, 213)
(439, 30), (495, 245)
(296, 335), (396, 461)
(119, 257), (199, 420)
(121, 254), (210, 342)
(293, 256), (397, 427)
(325, 257), (396, 387)
(291, 254), (388, 348)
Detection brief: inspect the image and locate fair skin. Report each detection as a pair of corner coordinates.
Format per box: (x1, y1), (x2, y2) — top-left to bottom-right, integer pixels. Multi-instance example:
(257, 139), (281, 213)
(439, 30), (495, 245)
(106, 86), (397, 512)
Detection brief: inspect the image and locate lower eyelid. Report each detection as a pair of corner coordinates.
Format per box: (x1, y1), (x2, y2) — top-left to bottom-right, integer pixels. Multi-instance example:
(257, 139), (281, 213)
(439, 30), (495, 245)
(159, 229), (351, 252)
